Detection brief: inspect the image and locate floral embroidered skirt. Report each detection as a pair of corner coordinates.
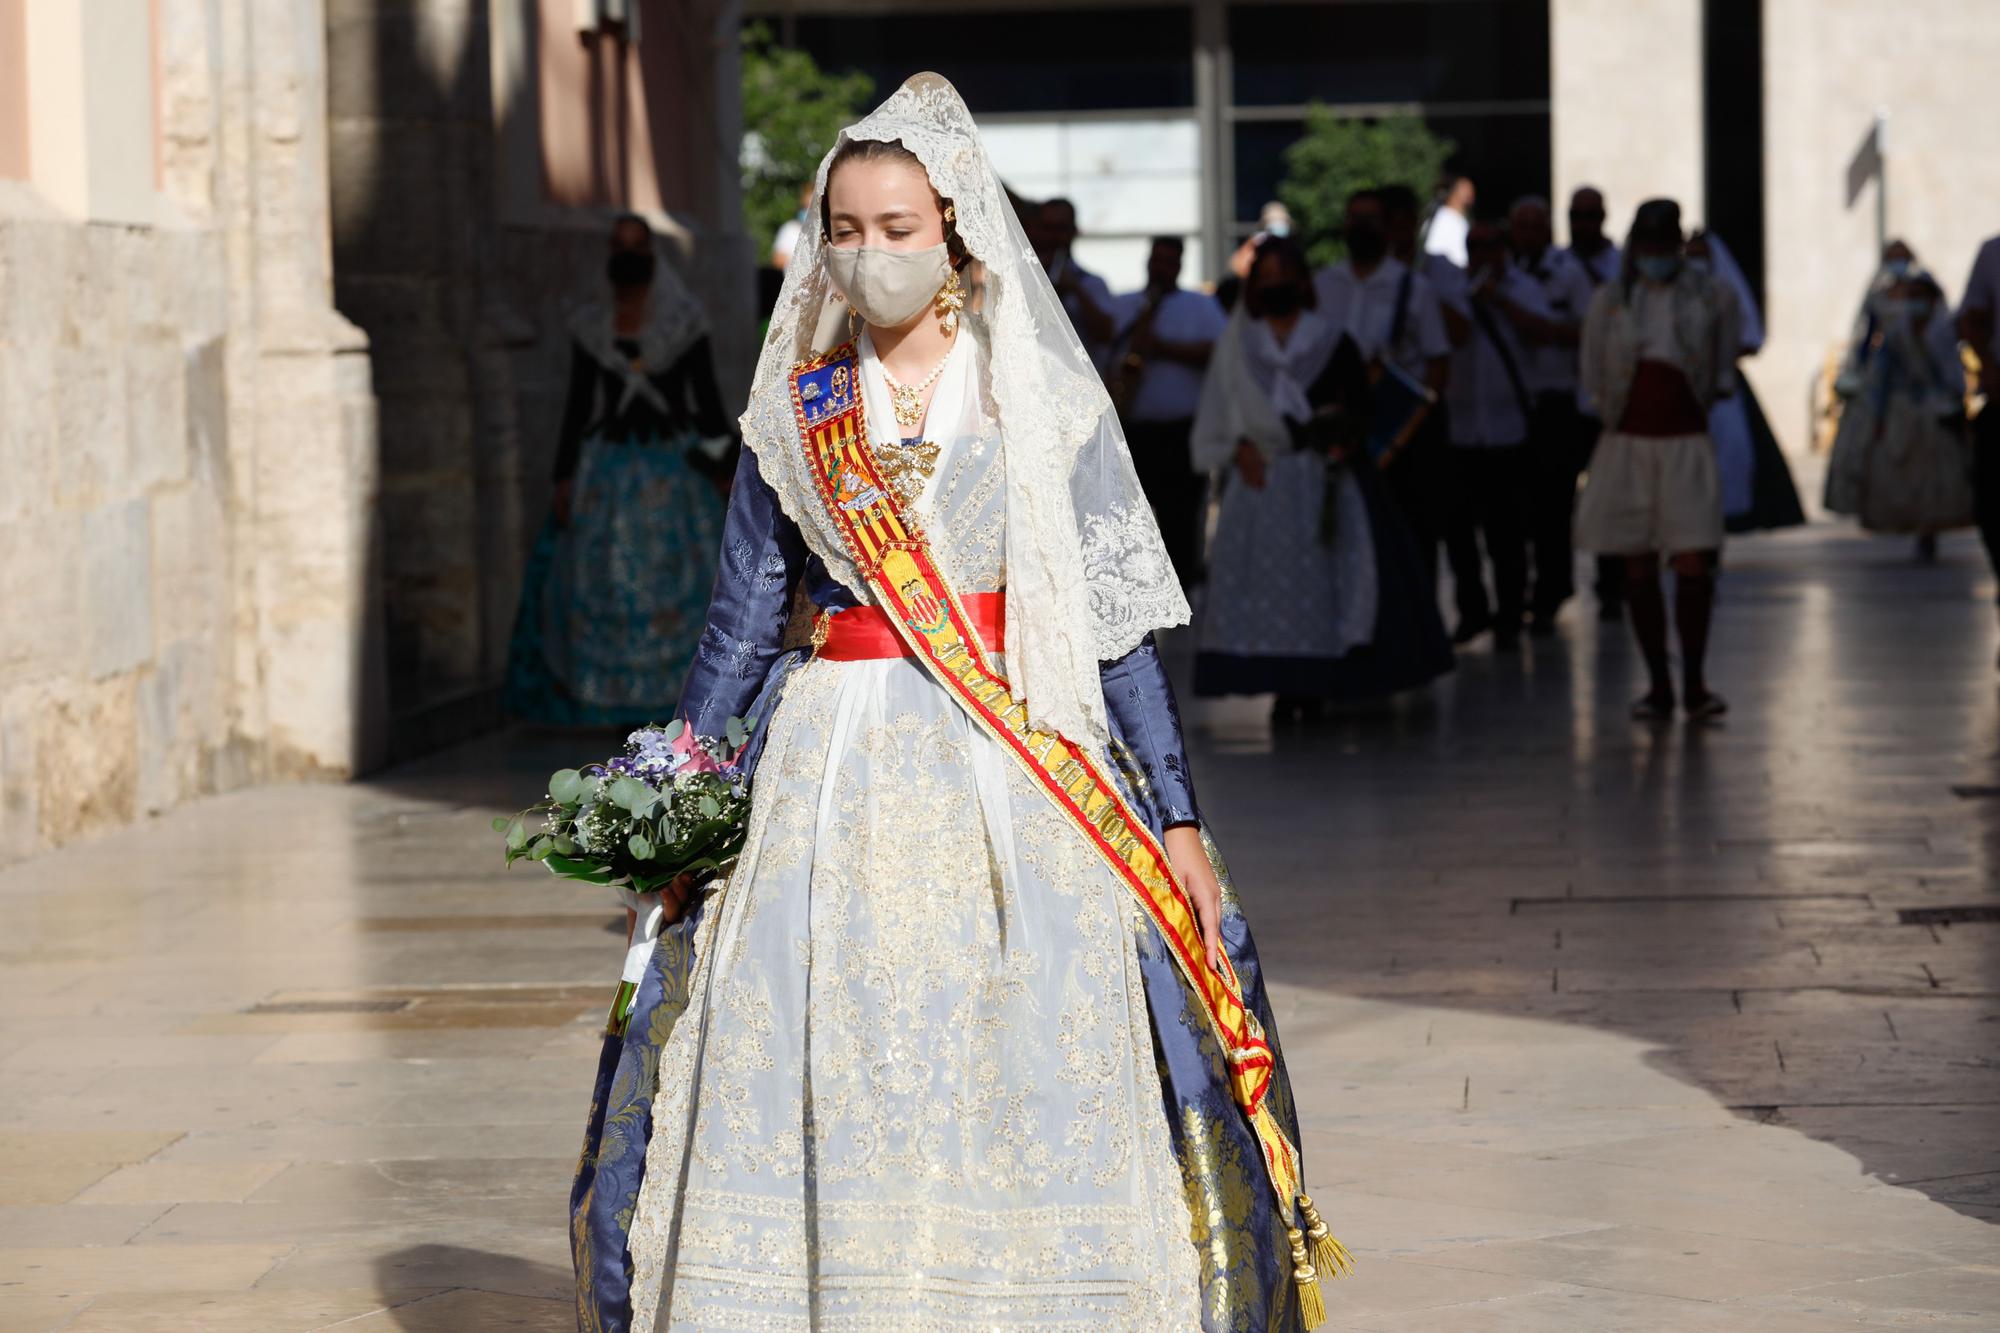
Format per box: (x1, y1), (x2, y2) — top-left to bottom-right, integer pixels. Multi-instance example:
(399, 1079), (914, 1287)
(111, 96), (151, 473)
(620, 654), (1201, 1330)
(504, 435), (722, 726)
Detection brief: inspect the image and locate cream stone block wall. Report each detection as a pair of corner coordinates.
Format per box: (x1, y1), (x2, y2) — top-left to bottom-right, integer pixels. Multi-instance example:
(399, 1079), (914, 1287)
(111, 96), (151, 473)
(1758, 0), (2000, 480)
(1549, 0), (1704, 245)
(0, 0), (380, 866)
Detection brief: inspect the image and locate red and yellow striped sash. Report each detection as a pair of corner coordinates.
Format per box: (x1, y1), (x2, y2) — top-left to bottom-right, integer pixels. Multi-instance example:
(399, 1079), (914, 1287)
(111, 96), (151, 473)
(786, 343), (1349, 1322)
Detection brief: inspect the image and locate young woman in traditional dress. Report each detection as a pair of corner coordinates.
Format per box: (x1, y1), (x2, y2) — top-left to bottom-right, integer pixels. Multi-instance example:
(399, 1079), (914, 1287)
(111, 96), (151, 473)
(568, 74), (1346, 1333)
(503, 214), (734, 726)
(1192, 236), (1452, 720)
(1825, 266), (1974, 552)
(1575, 199), (1739, 721)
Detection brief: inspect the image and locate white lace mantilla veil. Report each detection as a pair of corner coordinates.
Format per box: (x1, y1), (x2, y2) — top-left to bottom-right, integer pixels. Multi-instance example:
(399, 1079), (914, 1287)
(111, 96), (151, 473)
(740, 72), (1190, 746)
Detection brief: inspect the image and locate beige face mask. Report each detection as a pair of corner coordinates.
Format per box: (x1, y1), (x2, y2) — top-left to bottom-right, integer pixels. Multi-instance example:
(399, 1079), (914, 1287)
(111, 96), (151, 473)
(824, 243), (951, 329)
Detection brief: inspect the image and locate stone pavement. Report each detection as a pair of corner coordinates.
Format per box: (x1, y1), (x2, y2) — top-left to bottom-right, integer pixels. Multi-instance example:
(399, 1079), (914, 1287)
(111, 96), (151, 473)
(1, 524), (1996, 1331)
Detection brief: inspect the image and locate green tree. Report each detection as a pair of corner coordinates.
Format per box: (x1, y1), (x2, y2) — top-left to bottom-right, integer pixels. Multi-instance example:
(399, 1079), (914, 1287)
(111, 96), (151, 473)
(1277, 106), (1457, 268)
(740, 24), (875, 261)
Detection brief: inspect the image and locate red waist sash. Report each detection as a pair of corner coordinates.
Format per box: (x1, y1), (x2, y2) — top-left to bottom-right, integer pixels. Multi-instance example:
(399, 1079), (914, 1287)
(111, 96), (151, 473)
(817, 592), (1006, 661)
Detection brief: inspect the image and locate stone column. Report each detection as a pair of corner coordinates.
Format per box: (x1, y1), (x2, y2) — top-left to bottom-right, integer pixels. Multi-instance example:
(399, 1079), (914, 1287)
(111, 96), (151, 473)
(1549, 0), (1704, 243)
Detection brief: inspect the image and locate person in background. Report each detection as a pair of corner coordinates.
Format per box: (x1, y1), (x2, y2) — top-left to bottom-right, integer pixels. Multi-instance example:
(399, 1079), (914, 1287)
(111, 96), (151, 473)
(1441, 219), (1557, 649)
(1316, 187), (1454, 586)
(1565, 186), (1621, 287)
(1509, 195), (1597, 634)
(1215, 200), (1297, 312)
(1382, 183), (1467, 576)
(1826, 266), (1973, 554)
(1840, 240), (1924, 395)
(1032, 196), (1118, 366)
(1110, 236), (1228, 587)
(1687, 231), (1805, 535)
(503, 213), (733, 726)
(1957, 232), (2000, 655)
(1575, 199), (1739, 720)
(768, 181), (812, 270)
(1424, 173), (1475, 267)
(1194, 237), (1452, 717)
(1564, 184), (1626, 619)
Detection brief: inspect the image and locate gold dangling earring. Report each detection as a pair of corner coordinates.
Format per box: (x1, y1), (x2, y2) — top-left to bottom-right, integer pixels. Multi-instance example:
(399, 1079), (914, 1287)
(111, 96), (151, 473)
(936, 204), (964, 337)
(935, 266), (964, 337)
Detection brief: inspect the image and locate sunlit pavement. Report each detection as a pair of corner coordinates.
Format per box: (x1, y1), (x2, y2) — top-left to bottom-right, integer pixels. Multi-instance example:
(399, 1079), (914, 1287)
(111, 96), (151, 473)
(2, 525), (1997, 1330)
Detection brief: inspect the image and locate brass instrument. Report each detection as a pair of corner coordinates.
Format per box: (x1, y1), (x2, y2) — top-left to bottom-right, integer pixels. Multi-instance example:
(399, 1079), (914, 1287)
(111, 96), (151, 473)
(1108, 287), (1168, 417)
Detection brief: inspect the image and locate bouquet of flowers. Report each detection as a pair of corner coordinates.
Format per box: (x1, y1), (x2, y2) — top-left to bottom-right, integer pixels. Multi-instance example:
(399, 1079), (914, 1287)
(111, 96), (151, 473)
(495, 717), (755, 1032)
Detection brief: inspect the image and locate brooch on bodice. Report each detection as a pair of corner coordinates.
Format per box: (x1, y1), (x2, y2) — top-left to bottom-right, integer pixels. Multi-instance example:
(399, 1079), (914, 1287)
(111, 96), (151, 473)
(869, 437), (941, 508)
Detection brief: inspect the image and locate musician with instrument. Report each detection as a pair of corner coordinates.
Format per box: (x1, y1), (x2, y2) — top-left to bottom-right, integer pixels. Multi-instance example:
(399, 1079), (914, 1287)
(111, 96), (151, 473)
(1109, 236), (1228, 587)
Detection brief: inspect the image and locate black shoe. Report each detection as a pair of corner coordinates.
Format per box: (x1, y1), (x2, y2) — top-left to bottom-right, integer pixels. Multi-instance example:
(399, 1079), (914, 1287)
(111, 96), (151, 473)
(1528, 612), (1559, 638)
(1493, 625), (1523, 651)
(1451, 617), (1492, 646)
(1630, 692), (1675, 721)
(1685, 690), (1729, 721)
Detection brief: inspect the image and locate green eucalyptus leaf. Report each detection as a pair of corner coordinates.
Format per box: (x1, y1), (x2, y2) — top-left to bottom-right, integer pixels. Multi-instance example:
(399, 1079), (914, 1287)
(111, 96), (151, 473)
(552, 834), (576, 856)
(628, 833), (654, 860)
(725, 717), (748, 749)
(548, 768), (584, 804)
(505, 818), (528, 851)
(491, 815), (511, 832)
(698, 794), (722, 819)
(663, 719), (686, 741)
(544, 854), (616, 885)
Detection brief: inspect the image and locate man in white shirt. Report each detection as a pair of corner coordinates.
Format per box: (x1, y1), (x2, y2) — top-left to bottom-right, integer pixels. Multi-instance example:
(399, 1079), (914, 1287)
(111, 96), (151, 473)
(1958, 232), (2000, 638)
(1510, 195), (1598, 634)
(1110, 237), (1228, 586)
(1424, 173), (1474, 267)
(1442, 219), (1557, 648)
(1033, 197), (1119, 370)
(1562, 184), (1627, 620)
(1365, 184), (1463, 589)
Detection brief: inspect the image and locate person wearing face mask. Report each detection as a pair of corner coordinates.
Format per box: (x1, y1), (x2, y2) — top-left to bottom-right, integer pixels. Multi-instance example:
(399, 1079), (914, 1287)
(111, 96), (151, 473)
(1839, 240), (1925, 401)
(1195, 237), (1453, 719)
(1959, 232), (2000, 656)
(1826, 268), (1973, 554)
(1562, 185), (1628, 621)
(1440, 219), (1560, 650)
(1109, 236), (1228, 588)
(1509, 195), (1598, 633)
(580, 77), (1348, 1333)
(1313, 188), (1454, 589)
(1686, 231), (1804, 535)
(1575, 199), (1740, 721)
(1033, 196), (1119, 369)
(502, 213), (735, 726)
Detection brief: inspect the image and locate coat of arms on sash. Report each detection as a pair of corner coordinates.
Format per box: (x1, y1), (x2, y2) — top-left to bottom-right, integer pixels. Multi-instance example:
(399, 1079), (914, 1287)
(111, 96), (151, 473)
(900, 578), (947, 634)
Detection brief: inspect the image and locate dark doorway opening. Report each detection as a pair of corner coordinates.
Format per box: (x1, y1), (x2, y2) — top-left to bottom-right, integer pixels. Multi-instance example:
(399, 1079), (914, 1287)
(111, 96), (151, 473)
(1703, 0), (1765, 316)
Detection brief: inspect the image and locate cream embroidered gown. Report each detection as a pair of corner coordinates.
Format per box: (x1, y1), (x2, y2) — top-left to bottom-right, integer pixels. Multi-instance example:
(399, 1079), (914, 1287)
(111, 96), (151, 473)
(623, 333), (1202, 1330)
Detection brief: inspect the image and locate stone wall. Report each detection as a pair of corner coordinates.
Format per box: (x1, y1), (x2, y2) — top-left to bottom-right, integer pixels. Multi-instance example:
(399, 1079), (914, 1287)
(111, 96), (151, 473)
(327, 0), (751, 751)
(0, 0), (380, 866)
(1759, 0), (2000, 484)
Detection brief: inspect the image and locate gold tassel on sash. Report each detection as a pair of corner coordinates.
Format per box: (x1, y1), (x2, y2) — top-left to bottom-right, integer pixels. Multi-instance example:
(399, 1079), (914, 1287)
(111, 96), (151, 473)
(1300, 1193), (1356, 1281)
(1288, 1227), (1327, 1329)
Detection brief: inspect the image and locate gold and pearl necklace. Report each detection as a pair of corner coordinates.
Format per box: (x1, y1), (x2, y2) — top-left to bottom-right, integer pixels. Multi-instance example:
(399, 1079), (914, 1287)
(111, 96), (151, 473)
(877, 339), (956, 431)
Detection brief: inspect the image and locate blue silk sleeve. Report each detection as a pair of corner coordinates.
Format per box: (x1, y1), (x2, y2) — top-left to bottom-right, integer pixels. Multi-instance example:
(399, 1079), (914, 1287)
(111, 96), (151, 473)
(677, 450), (808, 737)
(1099, 634), (1201, 829)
